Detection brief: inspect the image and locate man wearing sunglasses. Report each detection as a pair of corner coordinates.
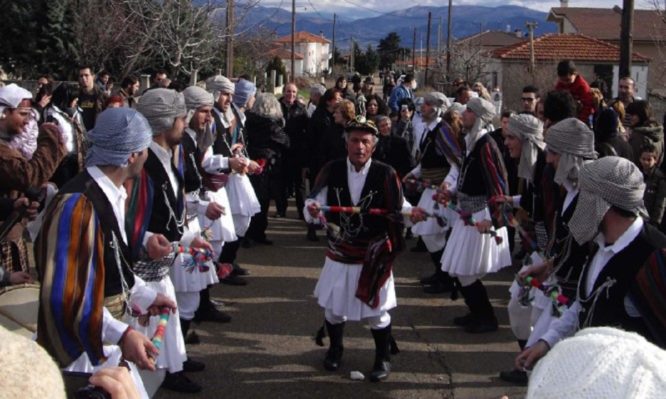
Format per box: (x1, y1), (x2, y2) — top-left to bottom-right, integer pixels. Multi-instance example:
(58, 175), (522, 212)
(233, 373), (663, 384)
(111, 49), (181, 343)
(521, 85), (540, 115)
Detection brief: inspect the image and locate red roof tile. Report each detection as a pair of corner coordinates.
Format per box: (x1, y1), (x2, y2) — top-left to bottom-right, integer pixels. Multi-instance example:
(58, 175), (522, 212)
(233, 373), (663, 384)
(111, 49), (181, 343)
(266, 47), (304, 60)
(456, 30), (525, 48)
(492, 33), (650, 63)
(548, 7), (666, 42)
(275, 31), (331, 44)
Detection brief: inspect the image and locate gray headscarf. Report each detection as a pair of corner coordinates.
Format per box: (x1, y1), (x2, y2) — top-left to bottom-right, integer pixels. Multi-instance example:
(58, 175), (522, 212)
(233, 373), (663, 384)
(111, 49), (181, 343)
(508, 113), (545, 183)
(183, 86), (215, 150)
(545, 117), (597, 187)
(205, 75), (235, 101)
(568, 156), (648, 244)
(464, 97), (496, 148)
(86, 107), (152, 167)
(136, 88), (186, 134)
(423, 92), (451, 116)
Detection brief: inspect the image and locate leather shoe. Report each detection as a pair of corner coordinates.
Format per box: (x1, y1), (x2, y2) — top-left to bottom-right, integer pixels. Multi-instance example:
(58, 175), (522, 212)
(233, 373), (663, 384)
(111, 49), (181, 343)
(499, 369), (528, 385)
(185, 330), (200, 345)
(221, 274), (248, 286)
(306, 227), (319, 242)
(323, 347), (343, 371)
(194, 307), (231, 323)
(422, 282), (453, 294)
(369, 360), (391, 382)
(464, 315), (498, 333)
(419, 273), (439, 285)
(161, 372), (201, 393)
(253, 237), (274, 245)
(232, 262), (250, 276)
(183, 358), (205, 373)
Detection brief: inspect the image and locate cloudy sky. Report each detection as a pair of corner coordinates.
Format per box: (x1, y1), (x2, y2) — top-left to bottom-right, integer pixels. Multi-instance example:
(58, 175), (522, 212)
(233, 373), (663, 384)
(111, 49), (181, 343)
(260, 0), (655, 15)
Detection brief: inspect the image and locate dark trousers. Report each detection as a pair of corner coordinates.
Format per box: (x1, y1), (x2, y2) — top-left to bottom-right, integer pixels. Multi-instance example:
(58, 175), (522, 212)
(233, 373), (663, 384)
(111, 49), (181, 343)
(247, 172), (270, 241)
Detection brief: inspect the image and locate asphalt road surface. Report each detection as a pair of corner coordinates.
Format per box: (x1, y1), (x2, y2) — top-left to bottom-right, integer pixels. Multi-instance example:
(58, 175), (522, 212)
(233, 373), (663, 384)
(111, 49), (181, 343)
(155, 210), (528, 399)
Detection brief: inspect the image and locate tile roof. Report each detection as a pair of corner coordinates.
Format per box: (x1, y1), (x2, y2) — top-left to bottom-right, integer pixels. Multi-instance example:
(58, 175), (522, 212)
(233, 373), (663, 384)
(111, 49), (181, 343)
(275, 31), (331, 44)
(266, 47), (304, 60)
(492, 33), (650, 63)
(456, 30), (525, 48)
(548, 7), (666, 42)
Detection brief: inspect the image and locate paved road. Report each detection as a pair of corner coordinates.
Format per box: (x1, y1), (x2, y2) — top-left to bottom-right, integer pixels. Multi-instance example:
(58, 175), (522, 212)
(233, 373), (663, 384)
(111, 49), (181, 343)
(156, 211), (527, 399)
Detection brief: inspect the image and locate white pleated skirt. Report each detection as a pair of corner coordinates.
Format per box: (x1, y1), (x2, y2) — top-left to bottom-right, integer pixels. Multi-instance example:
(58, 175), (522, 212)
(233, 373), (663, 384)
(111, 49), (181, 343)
(411, 188), (449, 237)
(226, 173), (261, 216)
(314, 257), (396, 321)
(201, 187), (237, 242)
(441, 207), (511, 277)
(127, 276), (186, 373)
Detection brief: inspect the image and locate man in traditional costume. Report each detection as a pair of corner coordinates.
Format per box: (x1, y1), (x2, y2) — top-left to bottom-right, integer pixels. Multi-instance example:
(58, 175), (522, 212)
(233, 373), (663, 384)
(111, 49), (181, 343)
(440, 97), (512, 333)
(305, 117), (404, 382)
(406, 92), (461, 295)
(0, 84), (66, 274)
(35, 107), (177, 398)
(205, 75), (260, 288)
(132, 88), (212, 393)
(516, 156), (666, 370)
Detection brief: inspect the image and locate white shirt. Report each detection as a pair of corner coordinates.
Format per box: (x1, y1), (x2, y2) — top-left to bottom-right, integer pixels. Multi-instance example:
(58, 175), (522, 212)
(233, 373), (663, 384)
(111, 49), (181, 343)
(561, 180), (579, 212)
(86, 167), (157, 344)
(150, 141), (178, 198)
(540, 217), (644, 348)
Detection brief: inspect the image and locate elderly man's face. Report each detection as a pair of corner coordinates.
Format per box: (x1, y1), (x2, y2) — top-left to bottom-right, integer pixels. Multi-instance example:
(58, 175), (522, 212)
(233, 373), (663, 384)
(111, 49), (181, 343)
(191, 105), (213, 132)
(284, 84), (297, 105)
(218, 91), (232, 112)
(346, 130), (376, 169)
(378, 119), (391, 136)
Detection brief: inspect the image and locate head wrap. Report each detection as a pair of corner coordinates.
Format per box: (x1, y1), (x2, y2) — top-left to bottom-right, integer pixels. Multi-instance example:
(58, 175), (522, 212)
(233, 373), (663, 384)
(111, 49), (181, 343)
(86, 107), (152, 167)
(136, 88), (186, 134)
(183, 86), (214, 111)
(466, 97), (496, 123)
(568, 156), (647, 244)
(508, 113), (545, 183)
(448, 102), (466, 115)
(545, 117), (597, 187)
(206, 75), (235, 101)
(527, 327), (666, 399)
(0, 83), (33, 114)
(423, 92), (451, 111)
(233, 79), (257, 108)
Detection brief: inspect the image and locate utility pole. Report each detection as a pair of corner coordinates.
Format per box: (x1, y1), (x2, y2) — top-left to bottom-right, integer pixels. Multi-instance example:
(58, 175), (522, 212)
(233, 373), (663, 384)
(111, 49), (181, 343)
(619, 0), (634, 78)
(425, 11), (432, 86)
(437, 16), (442, 53)
(225, 0), (234, 77)
(446, 0), (452, 78)
(332, 13), (336, 66)
(350, 36), (355, 72)
(412, 27), (417, 73)
(526, 21), (537, 84)
(291, 0), (296, 82)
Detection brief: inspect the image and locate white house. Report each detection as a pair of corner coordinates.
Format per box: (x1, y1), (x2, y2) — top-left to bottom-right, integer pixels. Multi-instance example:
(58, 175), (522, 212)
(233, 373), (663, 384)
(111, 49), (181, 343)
(273, 32), (331, 77)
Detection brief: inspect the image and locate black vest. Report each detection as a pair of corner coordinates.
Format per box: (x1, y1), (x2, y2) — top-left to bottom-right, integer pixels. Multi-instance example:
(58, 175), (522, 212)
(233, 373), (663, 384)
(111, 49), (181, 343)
(58, 171), (135, 297)
(578, 223), (666, 338)
(324, 159), (393, 244)
(144, 149), (185, 242)
(458, 134), (500, 196)
(419, 123), (451, 170)
(181, 133), (203, 194)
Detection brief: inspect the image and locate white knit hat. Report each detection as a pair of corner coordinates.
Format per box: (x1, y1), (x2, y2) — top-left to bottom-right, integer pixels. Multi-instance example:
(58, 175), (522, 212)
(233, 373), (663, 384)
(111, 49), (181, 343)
(527, 327), (666, 399)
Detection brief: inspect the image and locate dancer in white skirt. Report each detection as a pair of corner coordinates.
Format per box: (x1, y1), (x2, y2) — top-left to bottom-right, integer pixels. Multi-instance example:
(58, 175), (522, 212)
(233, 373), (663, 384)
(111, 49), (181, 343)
(439, 97), (513, 333)
(132, 89), (214, 393)
(405, 92), (461, 295)
(206, 75), (261, 288)
(305, 117), (405, 382)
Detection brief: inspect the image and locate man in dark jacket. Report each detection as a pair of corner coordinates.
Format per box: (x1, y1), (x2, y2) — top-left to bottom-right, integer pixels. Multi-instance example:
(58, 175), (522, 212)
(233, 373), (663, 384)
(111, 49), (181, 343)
(280, 83), (309, 219)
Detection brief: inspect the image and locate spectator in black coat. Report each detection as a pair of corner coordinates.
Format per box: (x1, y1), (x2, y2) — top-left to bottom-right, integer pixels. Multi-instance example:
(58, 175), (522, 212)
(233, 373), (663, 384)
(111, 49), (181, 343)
(280, 83), (309, 219)
(374, 115), (412, 178)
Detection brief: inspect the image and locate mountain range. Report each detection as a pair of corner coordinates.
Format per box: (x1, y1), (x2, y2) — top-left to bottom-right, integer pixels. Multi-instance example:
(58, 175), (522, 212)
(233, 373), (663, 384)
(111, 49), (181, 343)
(208, 3), (558, 48)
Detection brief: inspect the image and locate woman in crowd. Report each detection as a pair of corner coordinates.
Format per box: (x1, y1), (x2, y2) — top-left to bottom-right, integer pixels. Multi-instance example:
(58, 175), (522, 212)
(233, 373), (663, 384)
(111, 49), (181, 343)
(365, 94), (389, 122)
(626, 100), (664, 169)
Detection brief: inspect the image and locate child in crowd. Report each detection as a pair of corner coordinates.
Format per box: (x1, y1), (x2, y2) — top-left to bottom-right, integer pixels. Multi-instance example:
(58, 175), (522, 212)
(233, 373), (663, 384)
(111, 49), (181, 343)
(639, 143), (666, 228)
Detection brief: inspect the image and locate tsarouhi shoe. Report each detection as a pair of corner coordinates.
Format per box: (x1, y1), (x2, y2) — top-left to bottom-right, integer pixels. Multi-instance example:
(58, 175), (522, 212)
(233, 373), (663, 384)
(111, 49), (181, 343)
(161, 371), (201, 394)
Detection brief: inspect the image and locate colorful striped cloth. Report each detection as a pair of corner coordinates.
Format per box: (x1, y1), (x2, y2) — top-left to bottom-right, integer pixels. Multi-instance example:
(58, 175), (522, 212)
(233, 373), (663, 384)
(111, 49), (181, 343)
(125, 170), (154, 260)
(36, 193), (107, 367)
(630, 248), (666, 349)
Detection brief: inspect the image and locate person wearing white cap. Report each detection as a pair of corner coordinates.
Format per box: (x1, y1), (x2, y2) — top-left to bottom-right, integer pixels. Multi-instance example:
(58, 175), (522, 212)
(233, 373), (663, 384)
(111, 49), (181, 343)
(0, 83), (67, 275)
(438, 97), (513, 333)
(516, 156), (666, 371)
(133, 88), (213, 393)
(205, 75), (260, 283)
(35, 107), (178, 399)
(406, 92), (461, 295)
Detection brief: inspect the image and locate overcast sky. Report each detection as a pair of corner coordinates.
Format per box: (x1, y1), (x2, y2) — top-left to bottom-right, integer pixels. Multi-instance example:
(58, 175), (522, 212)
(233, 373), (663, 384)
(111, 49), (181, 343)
(262, 0), (656, 15)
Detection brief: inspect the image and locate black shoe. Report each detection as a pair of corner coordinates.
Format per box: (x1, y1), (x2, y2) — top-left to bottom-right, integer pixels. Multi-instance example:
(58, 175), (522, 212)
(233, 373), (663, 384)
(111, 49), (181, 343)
(254, 237), (274, 245)
(241, 238), (253, 248)
(453, 313), (474, 326)
(499, 369), (528, 385)
(464, 315), (498, 333)
(161, 372), (201, 394)
(419, 273), (439, 285)
(369, 360), (391, 382)
(183, 358), (205, 373)
(185, 330), (200, 345)
(194, 307), (231, 323)
(221, 274), (248, 286)
(422, 281), (456, 294)
(232, 262), (250, 276)
(324, 347), (343, 371)
(410, 243), (427, 252)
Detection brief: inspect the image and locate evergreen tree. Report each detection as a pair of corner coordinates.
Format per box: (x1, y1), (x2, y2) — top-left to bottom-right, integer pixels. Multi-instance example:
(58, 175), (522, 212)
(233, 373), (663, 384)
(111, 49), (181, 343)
(377, 32), (409, 71)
